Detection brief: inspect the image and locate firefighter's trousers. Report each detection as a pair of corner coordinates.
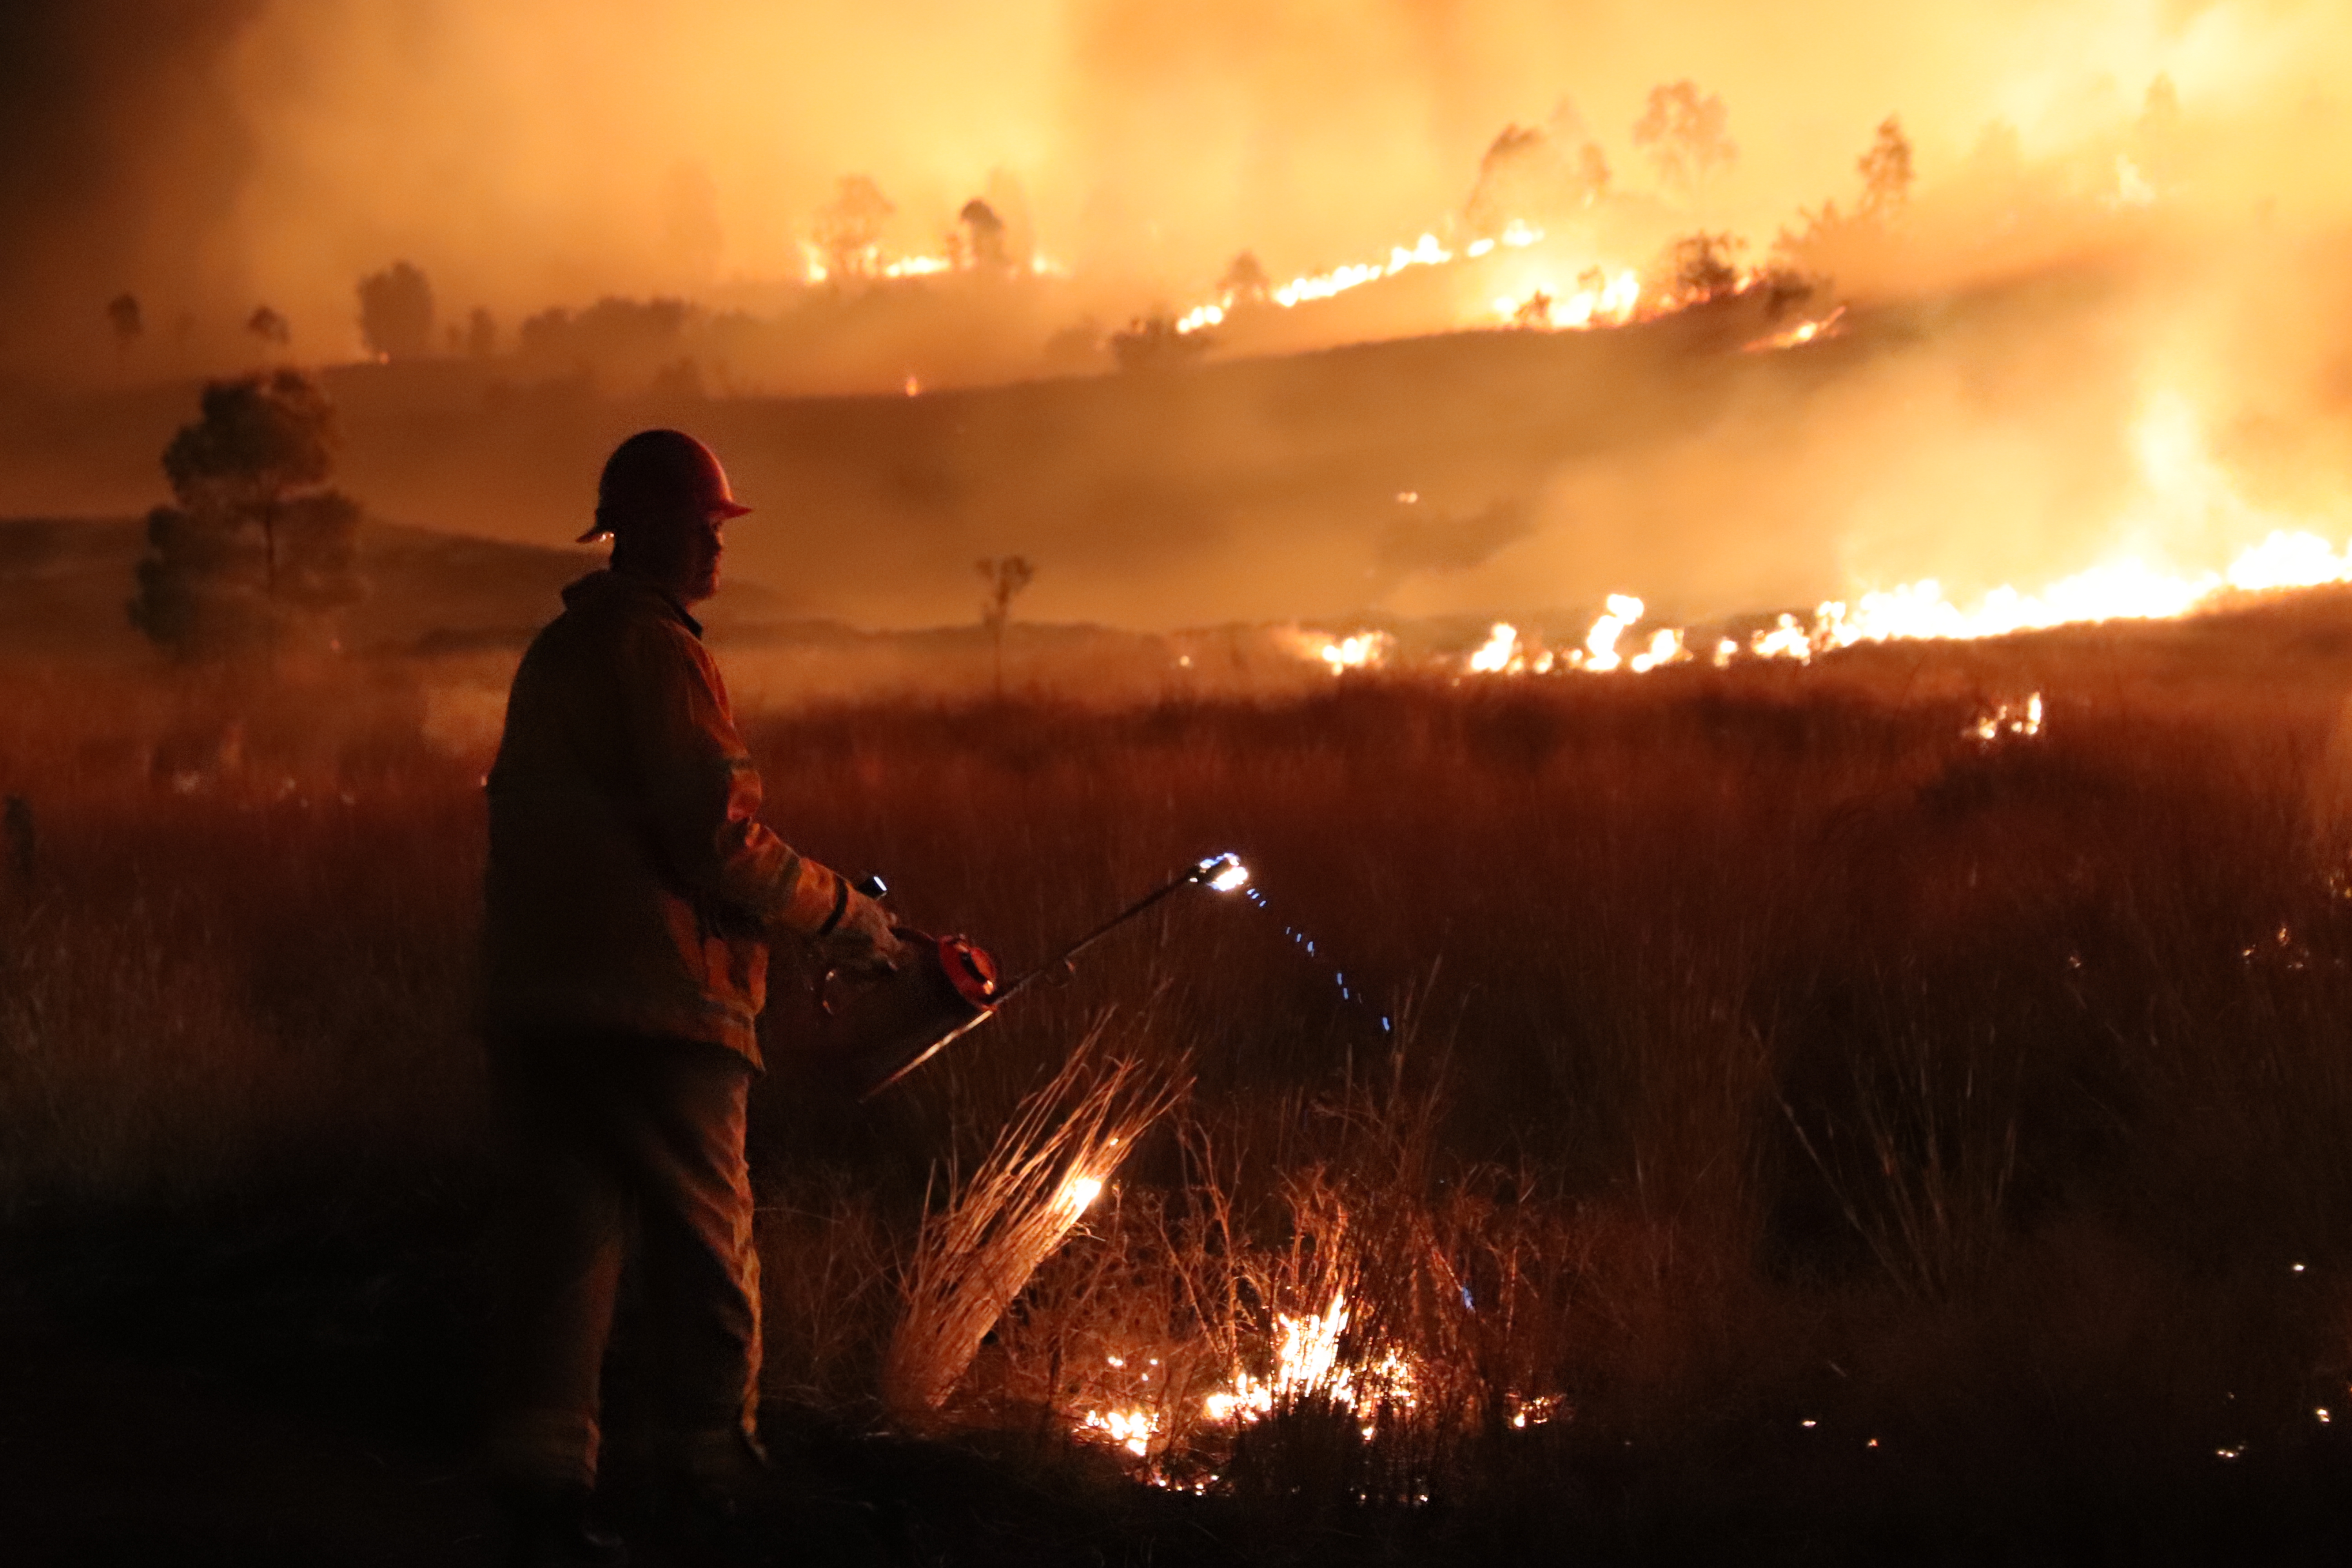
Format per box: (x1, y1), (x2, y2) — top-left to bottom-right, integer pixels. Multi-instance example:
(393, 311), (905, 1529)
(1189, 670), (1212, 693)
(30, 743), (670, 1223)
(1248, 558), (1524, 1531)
(485, 1029), (761, 1490)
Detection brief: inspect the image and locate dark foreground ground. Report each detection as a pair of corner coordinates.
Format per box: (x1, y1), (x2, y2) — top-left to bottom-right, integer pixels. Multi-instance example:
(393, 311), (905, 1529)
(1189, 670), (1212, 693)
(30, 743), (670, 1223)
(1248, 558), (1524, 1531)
(11, 1191), (2352, 1567)
(0, 1197), (1236, 1568)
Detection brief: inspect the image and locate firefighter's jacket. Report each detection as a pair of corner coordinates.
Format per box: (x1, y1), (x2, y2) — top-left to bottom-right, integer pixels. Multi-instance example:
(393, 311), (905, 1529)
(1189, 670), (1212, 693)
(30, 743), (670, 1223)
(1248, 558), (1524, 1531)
(484, 570), (840, 1064)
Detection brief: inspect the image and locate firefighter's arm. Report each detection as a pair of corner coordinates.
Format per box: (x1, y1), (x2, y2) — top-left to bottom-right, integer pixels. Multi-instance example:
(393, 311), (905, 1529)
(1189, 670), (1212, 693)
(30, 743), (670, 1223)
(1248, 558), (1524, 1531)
(614, 619), (844, 937)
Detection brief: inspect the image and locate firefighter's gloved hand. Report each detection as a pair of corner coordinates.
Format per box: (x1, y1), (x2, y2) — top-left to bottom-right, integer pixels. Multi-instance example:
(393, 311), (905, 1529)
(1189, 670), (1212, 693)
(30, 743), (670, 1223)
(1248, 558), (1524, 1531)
(823, 884), (910, 976)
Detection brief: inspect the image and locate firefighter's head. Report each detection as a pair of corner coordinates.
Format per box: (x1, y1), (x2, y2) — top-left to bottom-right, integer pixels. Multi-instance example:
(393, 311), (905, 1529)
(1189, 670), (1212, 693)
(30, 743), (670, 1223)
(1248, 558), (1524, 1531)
(582, 429), (751, 604)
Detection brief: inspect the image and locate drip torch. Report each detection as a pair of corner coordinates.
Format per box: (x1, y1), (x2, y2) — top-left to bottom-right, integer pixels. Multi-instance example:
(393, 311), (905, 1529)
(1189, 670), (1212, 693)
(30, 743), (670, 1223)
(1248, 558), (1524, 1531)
(813, 854), (1251, 1100)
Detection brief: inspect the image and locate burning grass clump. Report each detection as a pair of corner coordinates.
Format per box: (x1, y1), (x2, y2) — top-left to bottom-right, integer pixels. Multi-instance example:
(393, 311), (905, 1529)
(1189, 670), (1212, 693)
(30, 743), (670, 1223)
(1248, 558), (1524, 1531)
(882, 1034), (1185, 1423)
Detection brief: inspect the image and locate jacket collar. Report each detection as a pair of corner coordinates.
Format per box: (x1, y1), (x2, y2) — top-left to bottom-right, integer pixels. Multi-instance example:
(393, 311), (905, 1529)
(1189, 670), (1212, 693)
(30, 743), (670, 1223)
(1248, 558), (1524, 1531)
(562, 568), (704, 639)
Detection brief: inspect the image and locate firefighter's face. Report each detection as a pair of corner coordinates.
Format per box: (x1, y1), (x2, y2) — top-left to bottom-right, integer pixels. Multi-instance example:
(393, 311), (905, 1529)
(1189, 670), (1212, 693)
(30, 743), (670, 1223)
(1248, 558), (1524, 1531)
(624, 506), (725, 604)
(676, 509), (725, 603)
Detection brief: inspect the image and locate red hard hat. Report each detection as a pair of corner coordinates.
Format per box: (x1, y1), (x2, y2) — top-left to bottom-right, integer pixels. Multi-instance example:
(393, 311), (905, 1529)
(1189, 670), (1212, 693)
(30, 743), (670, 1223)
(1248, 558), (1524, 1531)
(576, 428), (753, 543)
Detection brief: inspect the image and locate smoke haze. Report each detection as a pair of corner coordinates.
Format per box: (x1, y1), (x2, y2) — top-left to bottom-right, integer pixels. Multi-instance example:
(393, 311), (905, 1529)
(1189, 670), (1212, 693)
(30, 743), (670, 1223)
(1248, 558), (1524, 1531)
(7, 0), (2345, 363)
(5, 1), (2352, 634)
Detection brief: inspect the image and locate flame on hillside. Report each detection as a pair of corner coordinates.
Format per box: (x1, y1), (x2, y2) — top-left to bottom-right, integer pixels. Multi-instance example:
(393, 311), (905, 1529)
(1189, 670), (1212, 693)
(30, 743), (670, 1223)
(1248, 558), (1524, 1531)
(1296, 391), (2352, 681)
(1170, 218), (1662, 341)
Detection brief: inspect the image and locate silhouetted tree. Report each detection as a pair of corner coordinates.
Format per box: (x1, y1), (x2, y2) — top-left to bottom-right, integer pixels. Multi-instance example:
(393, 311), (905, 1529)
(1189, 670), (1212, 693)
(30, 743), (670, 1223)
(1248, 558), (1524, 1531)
(466, 306), (498, 358)
(976, 554), (1035, 698)
(1773, 113), (1919, 278)
(129, 370), (365, 659)
(1219, 251), (1270, 306)
(814, 176), (895, 280)
(245, 304), (291, 351)
(1465, 108), (1610, 235)
(514, 296), (692, 387)
(1667, 231), (1746, 301)
(1858, 116), (1915, 217)
(358, 260), (435, 359)
(980, 168), (1038, 271)
(957, 199), (1009, 269)
(1633, 81), (1736, 194)
(106, 293), (142, 367)
(1108, 313), (1210, 372)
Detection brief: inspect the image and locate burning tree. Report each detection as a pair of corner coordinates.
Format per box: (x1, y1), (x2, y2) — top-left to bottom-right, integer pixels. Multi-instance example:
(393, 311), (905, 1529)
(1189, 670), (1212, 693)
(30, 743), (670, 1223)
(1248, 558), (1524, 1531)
(357, 261), (434, 359)
(129, 370), (365, 659)
(814, 175), (895, 280)
(977, 554), (1035, 697)
(1633, 80), (1736, 194)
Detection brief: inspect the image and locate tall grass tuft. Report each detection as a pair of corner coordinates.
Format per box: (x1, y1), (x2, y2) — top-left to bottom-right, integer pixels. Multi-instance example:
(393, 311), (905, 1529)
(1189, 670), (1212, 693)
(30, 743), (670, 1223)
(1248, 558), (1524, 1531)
(882, 1025), (1185, 1422)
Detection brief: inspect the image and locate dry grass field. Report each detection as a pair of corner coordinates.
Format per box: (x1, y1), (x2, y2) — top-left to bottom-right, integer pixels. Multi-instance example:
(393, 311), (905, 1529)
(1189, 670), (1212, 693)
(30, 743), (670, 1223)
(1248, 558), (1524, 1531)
(10, 591), (2352, 1561)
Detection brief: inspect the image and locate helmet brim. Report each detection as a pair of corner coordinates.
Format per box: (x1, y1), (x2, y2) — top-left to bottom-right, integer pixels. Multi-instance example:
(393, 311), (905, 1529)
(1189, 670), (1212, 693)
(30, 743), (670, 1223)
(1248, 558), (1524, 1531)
(574, 499), (752, 544)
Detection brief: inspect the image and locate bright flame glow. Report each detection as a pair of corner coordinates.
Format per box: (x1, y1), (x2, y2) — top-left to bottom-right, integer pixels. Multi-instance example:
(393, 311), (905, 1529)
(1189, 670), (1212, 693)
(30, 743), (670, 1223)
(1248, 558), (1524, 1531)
(1751, 614), (1813, 662)
(1285, 394), (2352, 686)
(1201, 1292), (1420, 1434)
(1467, 622), (1520, 673)
(1493, 269), (1640, 331)
(1202, 854), (1251, 893)
(1969, 692), (2045, 742)
(1580, 594), (1644, 673)
(1744, 305), (1846, 353)
(1061, 1175), (1104, 1214)
(1176, 301), (1226, 334)
(1081, 1406), (1160, 1458)
(1629, 627), (1687, 674)
(1319, 631), (1392, 672)
(1172, 218), (1609, 338)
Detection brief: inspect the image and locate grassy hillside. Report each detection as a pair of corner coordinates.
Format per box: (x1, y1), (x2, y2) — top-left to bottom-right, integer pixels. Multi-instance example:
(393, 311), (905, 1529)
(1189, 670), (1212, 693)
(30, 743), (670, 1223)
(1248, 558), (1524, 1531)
(0, 515), (793, 659)
(0, 260), (2138, 634)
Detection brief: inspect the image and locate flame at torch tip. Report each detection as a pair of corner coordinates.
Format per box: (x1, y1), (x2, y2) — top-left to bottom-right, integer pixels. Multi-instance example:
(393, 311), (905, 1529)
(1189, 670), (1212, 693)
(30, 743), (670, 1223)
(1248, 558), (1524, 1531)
(1200, 853), (1251, 893)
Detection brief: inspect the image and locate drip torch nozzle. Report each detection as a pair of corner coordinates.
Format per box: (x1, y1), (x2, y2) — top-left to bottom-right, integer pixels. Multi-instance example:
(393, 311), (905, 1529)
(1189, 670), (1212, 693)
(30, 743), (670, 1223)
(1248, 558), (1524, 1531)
(1193, 853), (1251, 893)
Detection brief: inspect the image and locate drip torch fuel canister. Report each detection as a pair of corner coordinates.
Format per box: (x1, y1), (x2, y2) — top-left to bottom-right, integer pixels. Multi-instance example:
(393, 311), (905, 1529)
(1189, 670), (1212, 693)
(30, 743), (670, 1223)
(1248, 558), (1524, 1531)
(817, 929), (1000, 1101)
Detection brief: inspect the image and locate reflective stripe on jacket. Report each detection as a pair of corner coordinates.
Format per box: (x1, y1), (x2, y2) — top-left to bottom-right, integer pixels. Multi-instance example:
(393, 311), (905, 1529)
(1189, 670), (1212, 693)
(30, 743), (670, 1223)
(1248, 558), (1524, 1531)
(483, 570), (840, 1063)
